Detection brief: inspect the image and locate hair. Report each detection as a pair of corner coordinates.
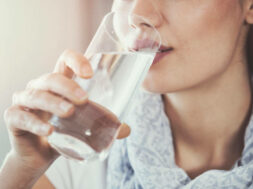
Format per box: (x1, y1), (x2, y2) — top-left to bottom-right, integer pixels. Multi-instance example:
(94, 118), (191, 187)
(247, 25), (253, 74)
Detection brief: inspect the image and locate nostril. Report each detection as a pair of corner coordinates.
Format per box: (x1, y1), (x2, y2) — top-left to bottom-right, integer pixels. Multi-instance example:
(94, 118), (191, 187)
(141, 22), (152, 28)
(129, 13), (154, 29)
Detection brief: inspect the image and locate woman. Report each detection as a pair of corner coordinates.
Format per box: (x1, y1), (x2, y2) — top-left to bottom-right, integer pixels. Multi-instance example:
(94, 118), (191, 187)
(1, 0), (253, 188)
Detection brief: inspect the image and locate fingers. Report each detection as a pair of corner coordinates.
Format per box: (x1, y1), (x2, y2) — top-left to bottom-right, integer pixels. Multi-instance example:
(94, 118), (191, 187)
(27, 73), (88, 105)
(116, 123), (131, 139)
(12, 89), (74, 118)
(4, 106), (53, 136)
(54, 49), (93, 79)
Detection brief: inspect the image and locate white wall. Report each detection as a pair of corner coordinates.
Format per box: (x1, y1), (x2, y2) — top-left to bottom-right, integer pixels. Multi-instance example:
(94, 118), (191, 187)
(0, 0), (112, 163)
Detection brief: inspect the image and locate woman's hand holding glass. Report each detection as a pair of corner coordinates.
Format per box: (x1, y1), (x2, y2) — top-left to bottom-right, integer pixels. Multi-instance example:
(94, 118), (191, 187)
(2, 10), (160, 188)
(3, 49), (130, 171)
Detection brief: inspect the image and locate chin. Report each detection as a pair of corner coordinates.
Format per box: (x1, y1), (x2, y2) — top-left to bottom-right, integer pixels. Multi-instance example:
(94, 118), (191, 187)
(142, 74), (194, 94)
(141, 80), (169, 94)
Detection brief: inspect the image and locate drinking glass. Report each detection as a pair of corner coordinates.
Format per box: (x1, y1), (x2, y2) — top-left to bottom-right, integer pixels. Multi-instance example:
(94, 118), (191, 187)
(48, 11), (161, 162)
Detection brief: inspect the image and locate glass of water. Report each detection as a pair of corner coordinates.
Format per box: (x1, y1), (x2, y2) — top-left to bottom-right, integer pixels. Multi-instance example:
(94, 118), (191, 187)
(48, 11), (161, 162)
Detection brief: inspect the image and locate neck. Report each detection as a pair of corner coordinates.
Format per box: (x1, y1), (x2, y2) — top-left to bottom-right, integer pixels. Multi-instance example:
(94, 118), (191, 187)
(163, 54), (252, 168)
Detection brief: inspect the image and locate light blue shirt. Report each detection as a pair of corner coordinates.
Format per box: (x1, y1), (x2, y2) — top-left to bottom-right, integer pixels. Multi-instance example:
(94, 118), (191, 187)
(107, 89), (253, 189)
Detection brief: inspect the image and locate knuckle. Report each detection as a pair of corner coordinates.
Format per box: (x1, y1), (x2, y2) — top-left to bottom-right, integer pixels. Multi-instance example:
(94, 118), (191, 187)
(25, 88), (40, 102)
(62, 49), (84, 66)
(3, 106), (19, 127)
(12, 91), (22, 104)
(64, 80), (79, 93)
(42, 73), (54, 81)
(3, 107), (12, 123)
(26, 79), (36, 89)
(76, 54), (87, 65)
(12, 91), (20, 104)
(42, 73), (60, 84)
(25, 116), (36, 130)
(61, 49), (73, 60)
(45, 73), (67, 88)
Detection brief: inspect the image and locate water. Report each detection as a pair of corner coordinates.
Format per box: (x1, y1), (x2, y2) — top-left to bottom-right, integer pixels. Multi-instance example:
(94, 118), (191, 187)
(48, 52), (155, 162)
(85, 52), (155, 118)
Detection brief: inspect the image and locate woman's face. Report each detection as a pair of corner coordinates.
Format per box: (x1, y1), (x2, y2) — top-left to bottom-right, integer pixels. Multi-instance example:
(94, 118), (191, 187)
(113, 0), (248, 93)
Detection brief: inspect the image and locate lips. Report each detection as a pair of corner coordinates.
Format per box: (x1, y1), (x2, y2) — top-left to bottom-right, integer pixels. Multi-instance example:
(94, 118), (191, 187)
(152, 45), (173, 64)
(128, 39), (173, 64)
(158, 45), (173, 53)
(128, 39), (160, 52)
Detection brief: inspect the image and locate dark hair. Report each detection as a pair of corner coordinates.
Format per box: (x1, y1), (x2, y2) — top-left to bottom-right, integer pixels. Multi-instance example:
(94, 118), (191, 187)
(247, 25), (253, 74)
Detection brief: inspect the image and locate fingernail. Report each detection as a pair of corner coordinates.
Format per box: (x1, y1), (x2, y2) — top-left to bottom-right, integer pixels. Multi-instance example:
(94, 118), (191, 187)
(60, 101), (73, 112)
(82, 66), (93, 77)
(117, 123), (131, 139)
(75, 88), (87, 101)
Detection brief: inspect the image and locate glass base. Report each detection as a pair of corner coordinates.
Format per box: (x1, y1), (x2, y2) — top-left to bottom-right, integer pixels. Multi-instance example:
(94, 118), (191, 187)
(48, 132), (110, 163)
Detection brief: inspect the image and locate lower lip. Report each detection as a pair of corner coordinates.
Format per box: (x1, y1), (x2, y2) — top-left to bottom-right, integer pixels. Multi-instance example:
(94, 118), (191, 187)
(152, 50), (173, 65)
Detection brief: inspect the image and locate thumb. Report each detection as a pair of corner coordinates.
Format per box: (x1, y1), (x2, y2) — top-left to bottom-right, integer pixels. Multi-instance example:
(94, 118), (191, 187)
(116, 123), (131, 139)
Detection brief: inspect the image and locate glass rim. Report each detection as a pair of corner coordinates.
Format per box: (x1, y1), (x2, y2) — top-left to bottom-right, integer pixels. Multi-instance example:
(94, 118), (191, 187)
(102, 11), (162, 54)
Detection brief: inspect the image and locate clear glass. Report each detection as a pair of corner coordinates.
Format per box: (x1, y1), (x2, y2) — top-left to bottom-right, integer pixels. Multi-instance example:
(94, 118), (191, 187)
(48, 11), (161, 163)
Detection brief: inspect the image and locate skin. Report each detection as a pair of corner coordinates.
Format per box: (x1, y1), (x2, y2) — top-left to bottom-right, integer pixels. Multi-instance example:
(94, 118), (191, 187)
(1, 50), (130, 189)
(121, 0), (253, 179)
(114, 0), (253, 179)
(1, 0), (253, 188)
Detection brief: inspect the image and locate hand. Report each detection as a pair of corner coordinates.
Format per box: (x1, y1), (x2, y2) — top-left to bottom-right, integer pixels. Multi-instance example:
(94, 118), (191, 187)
(4, 49), (130, 172)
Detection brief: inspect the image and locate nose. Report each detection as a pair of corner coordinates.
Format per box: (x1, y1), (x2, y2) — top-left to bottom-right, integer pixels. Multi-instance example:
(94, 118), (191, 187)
(129, 0), (162, 29)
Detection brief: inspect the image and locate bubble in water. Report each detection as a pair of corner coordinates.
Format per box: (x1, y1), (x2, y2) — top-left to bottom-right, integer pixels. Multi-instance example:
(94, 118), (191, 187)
(85, 129), (92, 136)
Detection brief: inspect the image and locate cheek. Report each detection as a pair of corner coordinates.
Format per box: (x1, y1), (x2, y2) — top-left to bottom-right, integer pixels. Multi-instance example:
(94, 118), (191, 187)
(143, 0), (244, 93)
(169, 0), (241, 45)
(176, 0), (243, 72)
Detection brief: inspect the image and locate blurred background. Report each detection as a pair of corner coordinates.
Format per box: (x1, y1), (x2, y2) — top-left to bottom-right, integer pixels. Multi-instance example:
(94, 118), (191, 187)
(0, 0), (113, 163)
